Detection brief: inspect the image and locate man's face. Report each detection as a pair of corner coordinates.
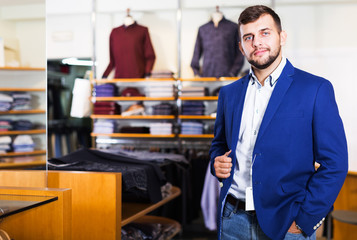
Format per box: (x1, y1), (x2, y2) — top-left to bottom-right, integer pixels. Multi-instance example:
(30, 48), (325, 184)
(239, 14), (286, 70)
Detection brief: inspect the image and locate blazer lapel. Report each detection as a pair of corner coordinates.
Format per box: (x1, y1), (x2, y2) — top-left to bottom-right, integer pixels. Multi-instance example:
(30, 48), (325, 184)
(231, 76), (250, 152)
(256, 60), (295, 143)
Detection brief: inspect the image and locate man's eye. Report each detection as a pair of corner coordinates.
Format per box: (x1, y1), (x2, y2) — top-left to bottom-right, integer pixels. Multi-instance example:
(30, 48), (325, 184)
(262, 32), (270, 36)
(244, 36), (252, 41)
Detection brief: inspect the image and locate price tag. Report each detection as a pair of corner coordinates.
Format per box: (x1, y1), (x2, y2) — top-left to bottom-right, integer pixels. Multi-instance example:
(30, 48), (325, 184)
(245, 187), (255, 211)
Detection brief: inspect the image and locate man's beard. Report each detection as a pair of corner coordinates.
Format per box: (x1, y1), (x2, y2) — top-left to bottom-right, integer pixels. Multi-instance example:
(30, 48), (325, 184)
(248, 46), (281, 70)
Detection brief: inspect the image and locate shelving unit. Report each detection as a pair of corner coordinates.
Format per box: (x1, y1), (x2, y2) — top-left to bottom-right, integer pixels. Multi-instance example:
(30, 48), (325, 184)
(90, 76), (239, 146)
(0, 67), (46, 168)
(91, 78), (178, 147)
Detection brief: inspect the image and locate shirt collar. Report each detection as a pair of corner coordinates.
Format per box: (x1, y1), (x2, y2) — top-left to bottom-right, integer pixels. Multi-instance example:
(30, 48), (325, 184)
(249, 56), (287, 87)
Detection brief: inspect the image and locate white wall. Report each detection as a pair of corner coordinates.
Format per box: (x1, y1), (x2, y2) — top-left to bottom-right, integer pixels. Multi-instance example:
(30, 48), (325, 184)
(46, 0), (357, 171)
(0, 3), (45, 67)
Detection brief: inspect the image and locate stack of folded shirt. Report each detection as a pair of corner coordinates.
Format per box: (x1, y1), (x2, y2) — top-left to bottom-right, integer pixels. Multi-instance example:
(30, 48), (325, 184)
(11, 92), (32, 110)
(181, 101), (205, 115)
(121, 87), (144, 97)
(181, 86), (207, 97)
(12, 135), (35, 152)
(122, 103), (145, 116)
(11, 120), (33, 130)
(0, 136), (12, 153)
(0, 119), (12, 132)
(120, 126), (150, 133)
(145, 83), (174, 97)
(181, 121), (204, 135)
(94, 83), (118, 97)
(0, 93), (13, 111)
(150, 70), (174, 79)
(150, 123), (172, 135)
(93, 102), (121, 115)
(93, 120), (117, 134)
(152, 103), (174, 115)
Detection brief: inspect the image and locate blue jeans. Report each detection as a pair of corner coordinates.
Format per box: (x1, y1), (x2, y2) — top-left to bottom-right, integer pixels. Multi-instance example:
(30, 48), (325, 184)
(221, 201), (316, 240)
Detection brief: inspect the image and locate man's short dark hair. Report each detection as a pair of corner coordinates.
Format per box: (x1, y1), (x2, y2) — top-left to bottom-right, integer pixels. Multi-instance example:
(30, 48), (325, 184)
(238, 5), (282, 40)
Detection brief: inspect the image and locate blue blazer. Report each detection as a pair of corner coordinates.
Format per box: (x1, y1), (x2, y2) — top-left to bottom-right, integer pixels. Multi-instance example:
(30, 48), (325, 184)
(209, 60), (348, 240)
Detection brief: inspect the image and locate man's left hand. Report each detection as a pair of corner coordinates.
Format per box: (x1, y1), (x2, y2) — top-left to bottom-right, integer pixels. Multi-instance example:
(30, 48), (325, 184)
(288, 221), (302, 234)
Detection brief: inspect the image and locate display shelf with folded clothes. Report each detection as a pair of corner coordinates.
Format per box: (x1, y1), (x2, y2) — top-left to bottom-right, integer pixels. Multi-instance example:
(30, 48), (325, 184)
(0, 149), (46, 157)
(92, 96), (176, 101)
(92, 77), (175, 84)
(179, 77), (239, 82)
(91, 133), (176, 138)
(91, 115), (175, 120)
(178, 96), (218, 101)
(0, 109), (45, 115)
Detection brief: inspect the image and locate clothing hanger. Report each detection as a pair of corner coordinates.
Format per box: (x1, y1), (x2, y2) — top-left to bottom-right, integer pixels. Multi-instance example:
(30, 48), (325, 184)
(211, 5), (223, 27)
(123, 8), (135, 27)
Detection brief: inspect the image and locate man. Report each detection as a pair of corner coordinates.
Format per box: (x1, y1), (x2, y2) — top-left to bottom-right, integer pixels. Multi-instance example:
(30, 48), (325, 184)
(209, 5), (348, 240)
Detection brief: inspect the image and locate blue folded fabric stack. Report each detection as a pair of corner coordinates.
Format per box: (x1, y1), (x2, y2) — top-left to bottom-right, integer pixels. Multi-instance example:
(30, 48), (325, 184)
(150, 122), (172, 135)
(181, 121), (204, 135)
(11, 92), (32, 110)
(181, 101), (205, 115)
(12, 120), (33, 130)
(152, 103), (174, 115)
(94, 83), (118, 97)
(12, 135), (35, 152)
(93, 120), (117, 134)
(0, 93), (13, 111)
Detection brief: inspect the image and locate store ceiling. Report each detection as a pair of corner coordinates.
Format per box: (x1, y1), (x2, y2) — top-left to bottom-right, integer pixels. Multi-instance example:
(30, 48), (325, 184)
(0, 0), (44, 6)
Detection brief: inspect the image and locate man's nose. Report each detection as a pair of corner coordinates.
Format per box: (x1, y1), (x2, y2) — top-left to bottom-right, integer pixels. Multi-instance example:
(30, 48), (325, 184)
(253, 36), (262, 47)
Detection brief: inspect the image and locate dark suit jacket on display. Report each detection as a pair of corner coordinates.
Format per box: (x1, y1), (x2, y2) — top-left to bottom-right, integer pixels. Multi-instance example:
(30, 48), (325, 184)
(209, 60), (348, 240)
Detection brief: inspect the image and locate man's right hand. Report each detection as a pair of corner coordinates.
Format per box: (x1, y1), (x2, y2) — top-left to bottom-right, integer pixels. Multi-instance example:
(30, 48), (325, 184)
(214, 150), (233, 179)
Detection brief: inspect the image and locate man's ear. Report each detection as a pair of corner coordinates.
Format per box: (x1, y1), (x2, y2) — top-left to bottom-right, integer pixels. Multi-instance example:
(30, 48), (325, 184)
(239, 41), (245, 56)
(280, 30), (287, 46)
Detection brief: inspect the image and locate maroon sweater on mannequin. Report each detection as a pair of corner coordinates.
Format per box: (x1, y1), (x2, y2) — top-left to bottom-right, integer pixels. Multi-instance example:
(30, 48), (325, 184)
(102, 22), (156, 78)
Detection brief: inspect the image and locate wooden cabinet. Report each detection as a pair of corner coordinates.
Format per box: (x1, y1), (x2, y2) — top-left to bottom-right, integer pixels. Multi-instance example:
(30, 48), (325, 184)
(0, 170), (181, 240)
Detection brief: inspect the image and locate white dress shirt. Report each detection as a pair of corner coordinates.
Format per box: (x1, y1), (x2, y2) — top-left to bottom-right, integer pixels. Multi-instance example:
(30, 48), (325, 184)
(228, 57), (287, 200)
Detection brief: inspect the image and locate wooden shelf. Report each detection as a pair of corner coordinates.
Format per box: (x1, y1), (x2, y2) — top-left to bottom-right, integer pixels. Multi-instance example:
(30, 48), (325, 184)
(180, 77), (239, 82)
(92, 78), (175, 83)
(91, 133), (176, 138)
(0, 155), (46, 169)
(0, 129), (46, 135)
(179, 115), (215, 120)
(92, 96), (176, 101)
(0, 88), (45, 92)
(91, 115), (175, 120)
(179, 134), (214, 138)
(0, 109), (46, 115)
(0, 67), (45, 71)
(0, 150), (46, 157)
(179, 96), (218, 101)
(122, 186), (181, 226)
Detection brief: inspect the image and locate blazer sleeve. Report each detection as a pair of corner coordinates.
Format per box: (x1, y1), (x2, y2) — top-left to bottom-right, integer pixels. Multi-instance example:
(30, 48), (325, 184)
(143, 28), (156, 75)
(209, 87), (229, 177)
(102, 30), (115, 78)
(228, 29), (244, 77)
(190, 28), (203, 76)
(295, 80), (348, 235)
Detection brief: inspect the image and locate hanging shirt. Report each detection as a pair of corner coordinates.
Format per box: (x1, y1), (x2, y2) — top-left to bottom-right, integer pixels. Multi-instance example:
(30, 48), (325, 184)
(190, 17), (244, 78)
(102, 22), (156, 78)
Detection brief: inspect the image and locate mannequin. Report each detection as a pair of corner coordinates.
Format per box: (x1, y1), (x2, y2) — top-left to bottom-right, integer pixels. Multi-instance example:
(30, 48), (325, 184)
(124, 8), (135, 27)
(211, 6), (223, 27)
